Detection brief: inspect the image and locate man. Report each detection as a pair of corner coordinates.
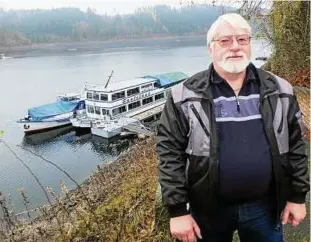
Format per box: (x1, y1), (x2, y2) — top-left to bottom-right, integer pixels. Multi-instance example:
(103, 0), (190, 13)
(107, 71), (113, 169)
(156, 13), (309, 242)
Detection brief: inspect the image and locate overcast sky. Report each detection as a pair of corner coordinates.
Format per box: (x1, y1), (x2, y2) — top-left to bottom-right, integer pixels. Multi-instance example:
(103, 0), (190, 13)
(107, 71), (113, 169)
(0, 0), (207, 15)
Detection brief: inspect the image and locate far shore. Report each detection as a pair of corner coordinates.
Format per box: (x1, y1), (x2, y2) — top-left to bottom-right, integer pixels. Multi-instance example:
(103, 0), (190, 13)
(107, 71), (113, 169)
(0, 34), (267, 59)
(0, 33), (206, 54)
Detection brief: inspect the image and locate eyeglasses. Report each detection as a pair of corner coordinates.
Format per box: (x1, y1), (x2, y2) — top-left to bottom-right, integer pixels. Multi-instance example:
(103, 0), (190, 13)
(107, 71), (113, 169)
(212, 35), (251, 47)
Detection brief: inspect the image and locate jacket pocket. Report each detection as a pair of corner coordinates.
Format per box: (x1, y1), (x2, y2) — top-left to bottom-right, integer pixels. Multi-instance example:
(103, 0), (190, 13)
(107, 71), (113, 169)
(190, 104), (210, 137)
(188, 167), (211, 213)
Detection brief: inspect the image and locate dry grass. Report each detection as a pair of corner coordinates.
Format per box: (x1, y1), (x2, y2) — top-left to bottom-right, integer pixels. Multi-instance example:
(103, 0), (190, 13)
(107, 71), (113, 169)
(0, 137), (173, 242)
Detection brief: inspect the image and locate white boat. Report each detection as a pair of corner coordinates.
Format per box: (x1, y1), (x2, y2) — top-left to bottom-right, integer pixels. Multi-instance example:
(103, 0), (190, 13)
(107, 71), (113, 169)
(91, 117), (142, 139)
(71, 71), (189, 132)
(18, 93), (86, 134)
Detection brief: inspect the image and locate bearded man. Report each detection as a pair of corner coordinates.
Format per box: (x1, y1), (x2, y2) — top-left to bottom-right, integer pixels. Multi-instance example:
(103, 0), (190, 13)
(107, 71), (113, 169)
(156, 13), (309, 242)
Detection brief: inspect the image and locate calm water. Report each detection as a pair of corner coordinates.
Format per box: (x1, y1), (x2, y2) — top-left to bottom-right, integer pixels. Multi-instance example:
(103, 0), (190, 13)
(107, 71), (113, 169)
(0, 36), (272, 213)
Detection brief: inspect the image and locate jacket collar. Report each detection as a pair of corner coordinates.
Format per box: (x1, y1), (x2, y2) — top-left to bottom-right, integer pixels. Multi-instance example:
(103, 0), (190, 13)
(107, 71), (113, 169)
(183, 62), (279, 99)
(211, 65), (256, 84)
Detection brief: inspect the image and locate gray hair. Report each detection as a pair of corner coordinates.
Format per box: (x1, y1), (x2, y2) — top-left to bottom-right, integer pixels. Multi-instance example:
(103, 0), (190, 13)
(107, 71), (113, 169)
(207, 13), (252, 46)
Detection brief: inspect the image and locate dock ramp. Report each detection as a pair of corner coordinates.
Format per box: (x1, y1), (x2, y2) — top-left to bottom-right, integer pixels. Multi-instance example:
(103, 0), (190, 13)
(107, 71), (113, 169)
(123, 123), (154, 137)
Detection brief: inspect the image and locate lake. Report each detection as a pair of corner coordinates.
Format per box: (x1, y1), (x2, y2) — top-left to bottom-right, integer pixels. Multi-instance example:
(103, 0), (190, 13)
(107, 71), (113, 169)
(0, 35), (273, 213)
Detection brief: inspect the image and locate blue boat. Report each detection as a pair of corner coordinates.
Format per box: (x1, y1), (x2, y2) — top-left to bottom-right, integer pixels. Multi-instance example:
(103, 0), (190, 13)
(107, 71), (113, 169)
(18, 93), (86, 134)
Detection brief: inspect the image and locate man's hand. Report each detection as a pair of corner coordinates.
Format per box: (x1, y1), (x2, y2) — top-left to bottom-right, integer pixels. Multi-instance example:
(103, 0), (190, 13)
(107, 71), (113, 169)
(281, 202), (306, 227)
(170, 214), (202, 242)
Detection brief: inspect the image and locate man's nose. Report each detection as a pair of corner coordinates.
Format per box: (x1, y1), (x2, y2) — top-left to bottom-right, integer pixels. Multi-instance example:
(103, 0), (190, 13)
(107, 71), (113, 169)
(230, 38), (240, 51)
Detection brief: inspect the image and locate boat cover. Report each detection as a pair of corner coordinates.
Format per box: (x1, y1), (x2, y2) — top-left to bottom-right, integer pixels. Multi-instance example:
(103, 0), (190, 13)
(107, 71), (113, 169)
(142, 72), (189, 88)
(28, 100), (80, 121)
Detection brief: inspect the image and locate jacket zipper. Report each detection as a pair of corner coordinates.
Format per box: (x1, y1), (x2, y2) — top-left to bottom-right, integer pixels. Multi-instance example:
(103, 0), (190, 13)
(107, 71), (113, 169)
(261, 92), (281, 230)
(188, 119), (194, 155)
(236, 95), (240, 112)
(277, 115), (283, 133)
(209, 100), (219, 202)
(190, 104), (210, 137)
(185, 158), (190, 186)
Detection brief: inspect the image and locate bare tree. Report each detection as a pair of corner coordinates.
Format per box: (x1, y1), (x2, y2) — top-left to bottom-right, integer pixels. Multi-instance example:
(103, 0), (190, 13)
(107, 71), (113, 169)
(179, 0), (273, 43)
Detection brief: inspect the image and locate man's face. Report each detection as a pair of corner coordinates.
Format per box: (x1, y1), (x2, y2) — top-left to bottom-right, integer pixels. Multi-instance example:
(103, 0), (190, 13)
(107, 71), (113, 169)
(209, 22), (251, 74)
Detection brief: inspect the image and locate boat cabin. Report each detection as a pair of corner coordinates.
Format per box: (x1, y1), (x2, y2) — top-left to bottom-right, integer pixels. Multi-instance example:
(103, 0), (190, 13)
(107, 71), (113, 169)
(83, 72), (188, 120)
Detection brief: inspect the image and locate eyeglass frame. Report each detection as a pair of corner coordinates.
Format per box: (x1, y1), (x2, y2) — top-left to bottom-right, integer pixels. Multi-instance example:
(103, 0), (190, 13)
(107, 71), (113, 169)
(211, 34), (252, 48)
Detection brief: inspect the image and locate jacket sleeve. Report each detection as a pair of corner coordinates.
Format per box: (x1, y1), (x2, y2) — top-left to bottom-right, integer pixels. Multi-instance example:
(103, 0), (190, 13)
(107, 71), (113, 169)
(156, 92), (190, 217)
(287, 92), (310, 203)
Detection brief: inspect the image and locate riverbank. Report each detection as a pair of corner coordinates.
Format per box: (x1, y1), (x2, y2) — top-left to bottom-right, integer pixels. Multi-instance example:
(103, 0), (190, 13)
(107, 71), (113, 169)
(0, 137), (161, 242)
(0, 136), (309, 242)
(0, 34), (207, 59)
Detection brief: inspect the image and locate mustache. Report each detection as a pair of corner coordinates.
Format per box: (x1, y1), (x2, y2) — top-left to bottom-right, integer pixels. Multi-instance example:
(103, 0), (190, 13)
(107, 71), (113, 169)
(223, 52), (247, 60)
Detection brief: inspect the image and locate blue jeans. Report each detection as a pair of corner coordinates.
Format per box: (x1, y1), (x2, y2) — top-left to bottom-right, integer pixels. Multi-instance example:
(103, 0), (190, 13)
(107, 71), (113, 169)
(193, 196), (283, 242)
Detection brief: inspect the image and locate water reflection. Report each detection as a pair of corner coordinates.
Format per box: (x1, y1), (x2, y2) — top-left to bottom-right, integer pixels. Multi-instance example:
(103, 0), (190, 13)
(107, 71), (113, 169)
(22, 126), (75, 146)
(91, 135), (135, 157)
(22, 126), (135, 158)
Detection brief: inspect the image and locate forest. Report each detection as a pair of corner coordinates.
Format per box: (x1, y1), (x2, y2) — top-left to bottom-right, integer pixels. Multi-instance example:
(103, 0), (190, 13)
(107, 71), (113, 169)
(0, 4), (231, 46)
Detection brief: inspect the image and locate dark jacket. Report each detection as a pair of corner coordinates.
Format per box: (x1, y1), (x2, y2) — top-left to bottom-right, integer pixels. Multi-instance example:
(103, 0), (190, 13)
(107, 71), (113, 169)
(156, 63), (309, 225)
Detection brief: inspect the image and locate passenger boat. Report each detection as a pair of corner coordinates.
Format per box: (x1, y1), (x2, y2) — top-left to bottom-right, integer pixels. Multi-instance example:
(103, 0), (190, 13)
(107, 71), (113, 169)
(18, 93), (86, 134)
(71, 71), (189, 135)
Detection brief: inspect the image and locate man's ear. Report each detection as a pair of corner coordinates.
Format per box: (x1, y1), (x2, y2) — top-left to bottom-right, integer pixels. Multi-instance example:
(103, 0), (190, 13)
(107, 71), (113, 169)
(208, 43), (212, 55)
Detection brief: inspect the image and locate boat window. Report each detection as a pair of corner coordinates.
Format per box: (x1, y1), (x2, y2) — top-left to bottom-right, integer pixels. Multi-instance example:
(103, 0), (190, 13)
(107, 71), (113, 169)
(100, 94), (108, 101)
(112, 91), (125, 100)
(72, 96), (79, 101)
(127, 87), (140, 96)
(87, 105), (94, 113)
(87, 92), (93, 99)
(112, 106), (126, 115)
(141, 83), (153, 92)
(95, 106), (101, 115)
(154, 82), (160, 88)
(142, 97), (153, 105)
(94, 93), (100, 100)
(128, 101), (141, 110)
(60, 96), (79, 101)
(155, 92), (165, 101)
(102, 109), (110, 115)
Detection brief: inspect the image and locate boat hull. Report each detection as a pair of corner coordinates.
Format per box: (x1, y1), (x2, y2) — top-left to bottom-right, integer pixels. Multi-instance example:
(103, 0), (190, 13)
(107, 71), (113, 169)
(91, 127), (121, 139)
(70, 116), (94, 128)
(17, 120), (72, 134)
(18, 107), (86, 134)
(71, 100), (166, 129)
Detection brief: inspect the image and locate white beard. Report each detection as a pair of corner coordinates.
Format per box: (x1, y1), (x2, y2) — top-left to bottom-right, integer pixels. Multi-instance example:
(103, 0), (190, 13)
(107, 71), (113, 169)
(217, 53), (250, 73)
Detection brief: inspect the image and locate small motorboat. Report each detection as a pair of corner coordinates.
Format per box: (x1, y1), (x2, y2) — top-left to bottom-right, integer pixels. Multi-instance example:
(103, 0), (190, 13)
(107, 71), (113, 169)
(17, 93), (86, 134)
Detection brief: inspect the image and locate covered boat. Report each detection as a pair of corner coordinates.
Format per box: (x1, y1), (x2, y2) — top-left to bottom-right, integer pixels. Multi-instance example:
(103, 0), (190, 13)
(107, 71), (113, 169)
(18, 94), (85, 134)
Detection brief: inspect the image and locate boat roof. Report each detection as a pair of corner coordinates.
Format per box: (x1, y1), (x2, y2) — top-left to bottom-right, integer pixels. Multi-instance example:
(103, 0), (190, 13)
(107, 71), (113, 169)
(143, 72), (189, 88)
(28, 100), (80, 121)
(85, 77), (157, 93)
(85, 72), (189, 93)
